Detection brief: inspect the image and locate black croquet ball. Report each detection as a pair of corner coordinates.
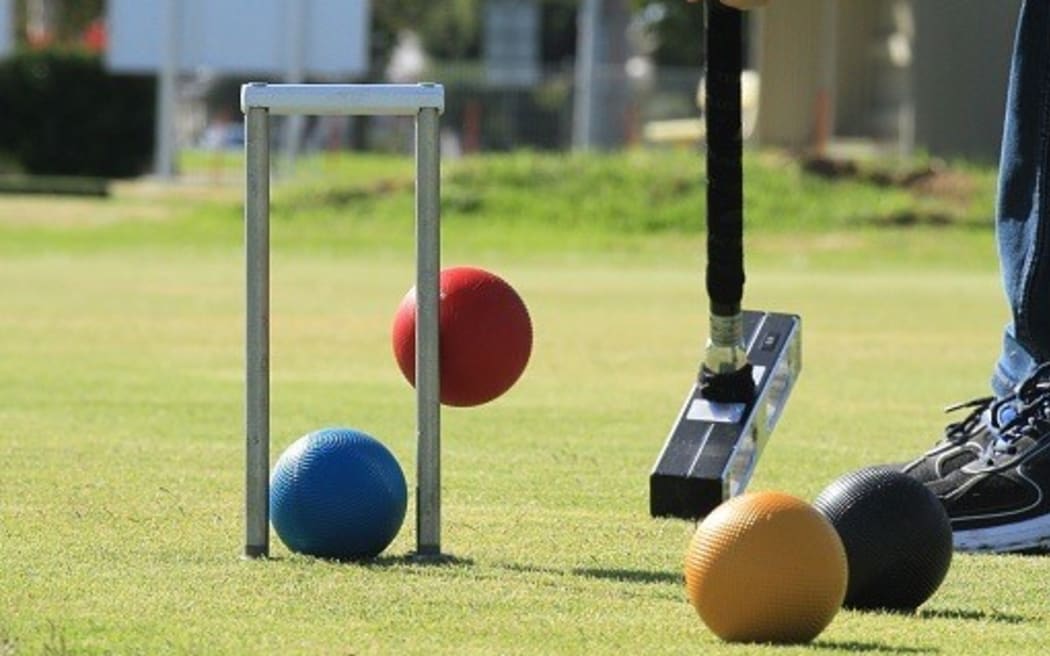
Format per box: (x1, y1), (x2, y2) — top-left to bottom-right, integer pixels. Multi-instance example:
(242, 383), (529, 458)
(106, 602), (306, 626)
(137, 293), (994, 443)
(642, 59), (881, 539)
(813, 467), (952, 612)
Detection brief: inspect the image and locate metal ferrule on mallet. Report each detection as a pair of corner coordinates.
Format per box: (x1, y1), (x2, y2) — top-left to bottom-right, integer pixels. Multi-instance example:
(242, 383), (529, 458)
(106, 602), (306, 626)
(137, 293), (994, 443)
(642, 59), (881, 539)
(705, 311), (749, 375)
(700, 307), (756, 404)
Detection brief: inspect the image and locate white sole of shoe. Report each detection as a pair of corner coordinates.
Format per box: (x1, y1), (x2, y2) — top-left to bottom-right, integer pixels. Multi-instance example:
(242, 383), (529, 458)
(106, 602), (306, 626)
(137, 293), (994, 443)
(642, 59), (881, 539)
(953, 512), (1050, 553)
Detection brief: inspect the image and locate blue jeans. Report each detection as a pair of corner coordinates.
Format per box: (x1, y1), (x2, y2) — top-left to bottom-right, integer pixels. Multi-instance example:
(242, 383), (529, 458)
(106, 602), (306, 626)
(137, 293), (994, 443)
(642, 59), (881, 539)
(993, 0), (1050, 396)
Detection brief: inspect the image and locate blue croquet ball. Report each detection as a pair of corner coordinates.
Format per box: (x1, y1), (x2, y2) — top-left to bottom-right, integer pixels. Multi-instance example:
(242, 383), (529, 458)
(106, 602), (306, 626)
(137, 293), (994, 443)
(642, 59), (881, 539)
(270, 427), (407, 560)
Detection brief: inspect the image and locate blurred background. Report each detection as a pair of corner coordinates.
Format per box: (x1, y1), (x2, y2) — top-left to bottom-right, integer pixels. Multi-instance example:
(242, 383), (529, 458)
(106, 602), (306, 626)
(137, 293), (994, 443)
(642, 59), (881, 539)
(0, 0), (1021, 183)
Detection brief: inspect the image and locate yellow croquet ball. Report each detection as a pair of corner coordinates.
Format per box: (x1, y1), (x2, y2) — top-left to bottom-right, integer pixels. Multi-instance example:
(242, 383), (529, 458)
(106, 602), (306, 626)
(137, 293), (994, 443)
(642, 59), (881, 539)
(684, 491), (847, 644)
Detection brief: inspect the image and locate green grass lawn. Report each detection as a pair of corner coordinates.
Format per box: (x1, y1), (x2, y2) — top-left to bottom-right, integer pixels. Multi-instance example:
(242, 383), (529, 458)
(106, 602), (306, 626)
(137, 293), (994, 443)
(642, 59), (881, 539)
(1, 151), (1047, 655)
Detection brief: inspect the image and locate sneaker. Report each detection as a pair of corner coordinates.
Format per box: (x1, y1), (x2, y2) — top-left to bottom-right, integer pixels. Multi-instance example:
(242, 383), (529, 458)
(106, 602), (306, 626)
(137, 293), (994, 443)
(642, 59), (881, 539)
(927, 364), (1050, 553)
(899, 396), (997, 484)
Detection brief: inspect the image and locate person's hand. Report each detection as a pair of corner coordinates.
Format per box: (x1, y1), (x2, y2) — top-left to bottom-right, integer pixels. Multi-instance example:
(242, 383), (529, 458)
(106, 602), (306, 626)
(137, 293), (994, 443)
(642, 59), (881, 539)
(688, 0), (771, 9)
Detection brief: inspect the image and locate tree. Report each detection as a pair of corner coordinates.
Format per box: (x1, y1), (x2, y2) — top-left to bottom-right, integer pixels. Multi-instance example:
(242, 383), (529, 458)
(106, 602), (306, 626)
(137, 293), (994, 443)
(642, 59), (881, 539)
(646, 1), (706, 66)
(372, 0), (584, 67)
(372, 0), (482, 63)
(15, 0), (104, 46)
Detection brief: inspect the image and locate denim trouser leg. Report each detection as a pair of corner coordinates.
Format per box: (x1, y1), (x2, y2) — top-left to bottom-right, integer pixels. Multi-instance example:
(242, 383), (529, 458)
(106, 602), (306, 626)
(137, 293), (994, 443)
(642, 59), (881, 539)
(993, 0), (1050, 396)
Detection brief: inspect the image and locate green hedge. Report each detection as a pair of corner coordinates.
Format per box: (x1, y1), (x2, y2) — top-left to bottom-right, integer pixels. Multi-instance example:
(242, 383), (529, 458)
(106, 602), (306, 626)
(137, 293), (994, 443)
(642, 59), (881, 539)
(0, 49), (155, 178)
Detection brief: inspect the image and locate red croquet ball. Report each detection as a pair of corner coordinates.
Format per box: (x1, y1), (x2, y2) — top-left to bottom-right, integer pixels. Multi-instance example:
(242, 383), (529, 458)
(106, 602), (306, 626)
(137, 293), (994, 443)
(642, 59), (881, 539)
(392, 266), (532, 407)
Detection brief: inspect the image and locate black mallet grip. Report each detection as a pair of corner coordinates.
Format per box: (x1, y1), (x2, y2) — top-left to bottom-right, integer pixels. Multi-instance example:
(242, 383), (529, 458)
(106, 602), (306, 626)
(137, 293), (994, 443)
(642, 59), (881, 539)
(704, 3), (745, 318)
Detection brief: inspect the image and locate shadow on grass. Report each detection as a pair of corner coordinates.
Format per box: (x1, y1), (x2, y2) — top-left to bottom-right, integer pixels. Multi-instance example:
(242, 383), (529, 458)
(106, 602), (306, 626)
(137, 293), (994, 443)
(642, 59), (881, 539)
(1013, 547), (1050, 557)
(810, 640), (938, 654)
(492, 563), (682, 602)
(256, 552), (476, 568)
(497, 562), (564, 577)
(363, 553), (476, 568)
(493, 562), (680, 582)
(497, 563), (681, 586)
(572, 567), (681, 586)
(918, 607), (1034, 624)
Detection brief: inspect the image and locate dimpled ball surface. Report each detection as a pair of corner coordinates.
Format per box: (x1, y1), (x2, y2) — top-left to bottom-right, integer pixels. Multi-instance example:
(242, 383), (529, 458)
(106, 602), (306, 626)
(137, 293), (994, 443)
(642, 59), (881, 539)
(814, 467), (953, 612)
(392, 266), (532, 407)
(684, 491), (847, 644)
(270, 428), (407, 560)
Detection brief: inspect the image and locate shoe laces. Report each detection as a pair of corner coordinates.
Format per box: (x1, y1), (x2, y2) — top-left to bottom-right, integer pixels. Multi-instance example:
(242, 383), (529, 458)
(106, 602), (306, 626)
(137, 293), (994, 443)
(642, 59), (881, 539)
(986, 362), (1050, 460)
(942, 396), (995, 444)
